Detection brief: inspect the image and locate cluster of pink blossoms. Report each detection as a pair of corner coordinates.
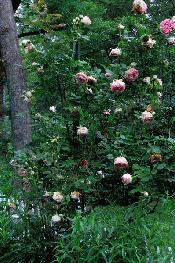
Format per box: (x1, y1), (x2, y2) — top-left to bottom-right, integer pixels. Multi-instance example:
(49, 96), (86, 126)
(75, 72), (97, 85)
(160, 18), (175, 34)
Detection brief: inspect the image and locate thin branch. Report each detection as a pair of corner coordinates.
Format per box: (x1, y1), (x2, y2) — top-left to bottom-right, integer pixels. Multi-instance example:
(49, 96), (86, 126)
(18, 24), (67, 38)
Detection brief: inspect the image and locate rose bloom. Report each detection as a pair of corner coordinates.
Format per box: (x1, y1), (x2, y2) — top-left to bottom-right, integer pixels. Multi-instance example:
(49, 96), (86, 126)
(144, 37), (156, 48)
(71, 191), (81, 200)
(157, 92), (163, 102)
(141, 111), (153, 124)
(121, 174), (132, 185)
(87, 76), (97, 85)
(167, 36), (175, 45)
(143, 76), (151, 84)
(160, 19), (175, 34)
(77, 126), (88, 136)
(75, 72), (88, 84)
(86, 88), (93, 95)
(104, 72), (112, 79)
(114, 157), (129, 169)
(109, 48), (122, 57)
(103, 109), (111, 115)
(150, 153), (162, 163)
(141, 191), (149, 197)
(52, 192), (64, 203)
(114, 107), (122, 114)
(132, 0), (147, 14)
(111, 79), (126, 92)
(51, 214), (63, 223)
(80, 16), (91, 25)
(7, 202), (16, 209)
(125, 68), (139, 82)
(49, 106), (56, 112)
(117, 24), (125, 30)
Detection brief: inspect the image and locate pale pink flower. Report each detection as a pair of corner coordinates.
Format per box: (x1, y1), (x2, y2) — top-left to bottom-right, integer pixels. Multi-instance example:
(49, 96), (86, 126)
(109, 48), (122, 57)
(77, 126), (88, 136)
(141, 191), (149, 197)
(80, 16), (91, 25)
(160, 19), (175, 34)
(111, 79), (126, 92)
(103, 109), (111, 115)
(114, 157), (129, 169)
(121, 174), (132, 185)
(49, 106), (56, 112)
(167, 36), (175, 45)
(125, 68), (139, 82)
(143, 76), (151, 84)
(117, 24), (125, 30)
(141, 111), (153, 124)
(71, 191), (81, 200)
(52, 192), (64, 203)
(104, 72), (112, 79)
(51, 214), (63, 223)
(87, 76), (97, 84)
(75, 72), (88, 84)
(132, 0), (147, 14)
(157, 92), (163, 102)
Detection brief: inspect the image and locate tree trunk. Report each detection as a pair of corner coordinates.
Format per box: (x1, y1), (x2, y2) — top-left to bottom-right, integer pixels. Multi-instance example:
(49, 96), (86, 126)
(0, 0), (31, 151)
(0, 63), (5, 120)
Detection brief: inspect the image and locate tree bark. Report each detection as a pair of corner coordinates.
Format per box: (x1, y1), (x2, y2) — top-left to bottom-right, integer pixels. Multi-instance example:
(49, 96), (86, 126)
(0, 0), (31, 151)
(0, 62), (5, 120)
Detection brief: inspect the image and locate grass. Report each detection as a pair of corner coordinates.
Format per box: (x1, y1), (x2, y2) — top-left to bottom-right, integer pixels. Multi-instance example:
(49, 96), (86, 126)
(55, 197), (175, 263)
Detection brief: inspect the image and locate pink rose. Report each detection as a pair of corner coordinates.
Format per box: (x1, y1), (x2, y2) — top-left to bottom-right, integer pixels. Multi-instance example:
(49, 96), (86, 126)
(141, 111), (153, 124)
(77, 126), (88, 136)
(125, 68), (139, 82)
(114, 157), (129, 169)
(111, 79), (126, 92)
(160, 19), (175, 34)
(132, 0), (147, 14)
(109, 48), (122, 57)
(75, 72), (88, 84)
(121, 174), (132, 185)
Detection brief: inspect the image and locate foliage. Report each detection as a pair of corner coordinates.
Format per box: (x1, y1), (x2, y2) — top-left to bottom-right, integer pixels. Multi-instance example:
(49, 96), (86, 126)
(1, 0), (175, 262)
